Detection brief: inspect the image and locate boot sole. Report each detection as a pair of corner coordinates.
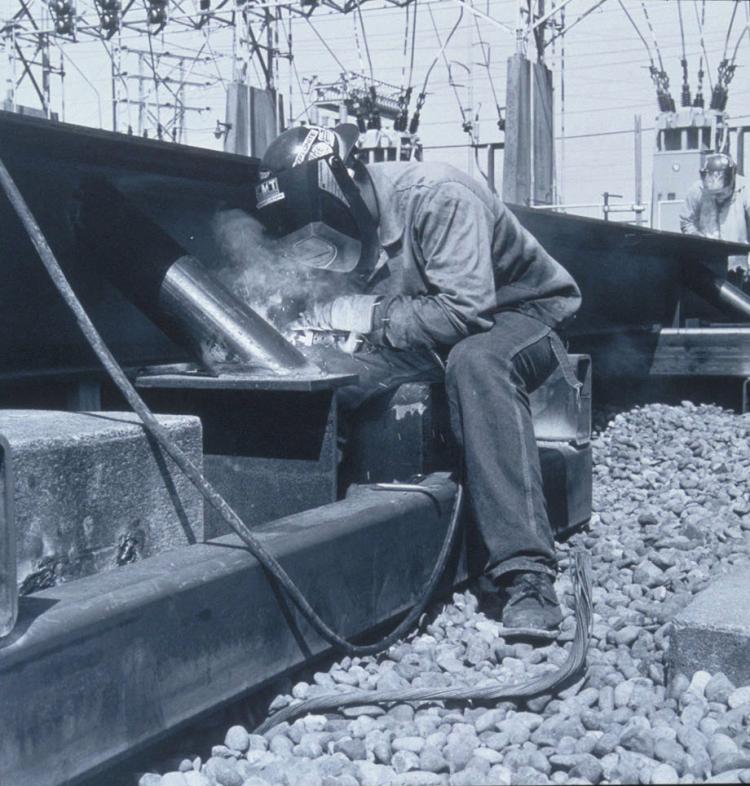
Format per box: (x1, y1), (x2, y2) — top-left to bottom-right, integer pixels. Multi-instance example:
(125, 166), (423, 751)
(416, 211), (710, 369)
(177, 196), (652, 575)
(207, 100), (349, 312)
(495, 625), (559, 642)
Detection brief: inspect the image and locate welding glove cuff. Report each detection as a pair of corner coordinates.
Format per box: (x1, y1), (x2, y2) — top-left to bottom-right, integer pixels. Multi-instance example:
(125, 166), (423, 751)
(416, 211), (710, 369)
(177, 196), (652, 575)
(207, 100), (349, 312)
(307, 294), (382, 334)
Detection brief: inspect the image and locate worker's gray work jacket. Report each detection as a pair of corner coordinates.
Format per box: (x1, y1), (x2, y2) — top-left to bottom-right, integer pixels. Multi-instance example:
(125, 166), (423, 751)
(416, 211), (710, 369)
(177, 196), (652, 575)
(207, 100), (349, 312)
(679, 175), (750, 271)
(364, 161), (582, 351)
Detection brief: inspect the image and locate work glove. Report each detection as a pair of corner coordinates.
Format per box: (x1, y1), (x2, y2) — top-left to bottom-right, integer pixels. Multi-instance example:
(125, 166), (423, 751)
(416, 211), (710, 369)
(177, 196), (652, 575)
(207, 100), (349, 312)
(293, 294), (381, 335)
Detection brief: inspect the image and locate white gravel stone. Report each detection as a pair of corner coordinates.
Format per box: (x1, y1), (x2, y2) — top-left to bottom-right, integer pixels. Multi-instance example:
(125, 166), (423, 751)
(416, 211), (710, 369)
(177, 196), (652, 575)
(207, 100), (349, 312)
(160, 773), (188, 786)
(224, 725), (250, 753)
(687, 671), (712, 698)
(183, 773), (211, 786)
(651, 763), (680, 784)
(152, 403), (750, 786)
(728, 686), (750, 709)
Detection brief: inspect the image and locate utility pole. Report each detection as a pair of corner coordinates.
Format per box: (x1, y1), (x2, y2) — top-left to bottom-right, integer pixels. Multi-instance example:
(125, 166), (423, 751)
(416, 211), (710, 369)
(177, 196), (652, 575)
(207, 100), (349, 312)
(467, 0), (474, 176)
(634, 113), (643, 220)
(138, 53), (145, 136)
(4, 27), (17, 112)
(41, 33), (51, 117)
(110, 31), (121, 132)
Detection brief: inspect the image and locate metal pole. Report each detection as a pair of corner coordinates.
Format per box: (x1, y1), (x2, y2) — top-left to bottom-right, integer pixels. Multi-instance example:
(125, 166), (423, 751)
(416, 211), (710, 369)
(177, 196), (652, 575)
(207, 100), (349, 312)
(515, 0), (525, 52)
(634, 113), (643, 217)
(5, 28), (16, 112)
(59, 47), (65, 122)
(138, 53), (145, 136)
(529, 54), (535, 205)
(41, 34), (51, 117)
(467, 0), (474, 175)
(110, 32), (121, 132)
(177, 58), (185, 143)
(559, 4), (565, 204)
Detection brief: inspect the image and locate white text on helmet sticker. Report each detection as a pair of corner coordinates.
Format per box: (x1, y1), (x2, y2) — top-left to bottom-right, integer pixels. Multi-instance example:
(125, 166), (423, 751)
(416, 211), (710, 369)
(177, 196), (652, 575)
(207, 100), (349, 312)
(310, 141), (334, 159)
(256, 176), (285, 208)
(293, 128), (337, 167)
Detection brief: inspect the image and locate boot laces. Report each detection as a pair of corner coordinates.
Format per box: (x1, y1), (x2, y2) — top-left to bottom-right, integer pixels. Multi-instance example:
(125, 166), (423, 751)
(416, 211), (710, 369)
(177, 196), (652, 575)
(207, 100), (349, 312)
(505, 572), (557, 608)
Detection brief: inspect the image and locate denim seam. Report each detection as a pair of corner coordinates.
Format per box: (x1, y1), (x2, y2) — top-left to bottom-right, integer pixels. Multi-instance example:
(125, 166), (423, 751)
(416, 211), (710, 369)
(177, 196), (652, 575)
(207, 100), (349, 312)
(511, 380), (537, 542)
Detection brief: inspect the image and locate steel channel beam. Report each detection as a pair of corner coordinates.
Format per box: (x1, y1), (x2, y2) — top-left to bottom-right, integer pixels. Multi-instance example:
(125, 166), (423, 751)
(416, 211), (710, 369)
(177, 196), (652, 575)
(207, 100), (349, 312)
(0, 473), (459, 786)
(573, 327), (750, 378)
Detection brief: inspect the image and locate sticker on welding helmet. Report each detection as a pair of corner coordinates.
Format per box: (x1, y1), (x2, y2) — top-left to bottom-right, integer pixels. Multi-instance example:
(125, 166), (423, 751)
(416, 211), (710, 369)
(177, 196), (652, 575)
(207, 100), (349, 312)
(293, 128), (337, 167)
(318, 159), (349, 206)
(256, 176), (285, 209)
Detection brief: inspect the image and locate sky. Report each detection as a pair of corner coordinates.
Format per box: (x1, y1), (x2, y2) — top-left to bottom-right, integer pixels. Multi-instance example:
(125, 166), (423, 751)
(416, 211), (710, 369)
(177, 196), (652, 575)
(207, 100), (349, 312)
(1, 0), (749, 218)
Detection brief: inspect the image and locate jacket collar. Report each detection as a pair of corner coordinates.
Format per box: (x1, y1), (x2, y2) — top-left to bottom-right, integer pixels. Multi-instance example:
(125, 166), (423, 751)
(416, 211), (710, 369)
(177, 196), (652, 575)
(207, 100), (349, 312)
(365, 164), (404, 250)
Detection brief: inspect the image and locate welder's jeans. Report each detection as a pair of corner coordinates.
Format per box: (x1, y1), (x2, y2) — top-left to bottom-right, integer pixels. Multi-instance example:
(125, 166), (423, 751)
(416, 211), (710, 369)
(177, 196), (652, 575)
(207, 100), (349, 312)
(330, 311), (560, 578)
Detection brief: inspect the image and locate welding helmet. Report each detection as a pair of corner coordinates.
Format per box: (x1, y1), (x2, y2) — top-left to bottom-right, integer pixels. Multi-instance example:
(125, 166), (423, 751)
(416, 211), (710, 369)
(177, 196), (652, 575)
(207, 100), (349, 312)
(700, 153), (737, 202)
(254, 124), (378, 273)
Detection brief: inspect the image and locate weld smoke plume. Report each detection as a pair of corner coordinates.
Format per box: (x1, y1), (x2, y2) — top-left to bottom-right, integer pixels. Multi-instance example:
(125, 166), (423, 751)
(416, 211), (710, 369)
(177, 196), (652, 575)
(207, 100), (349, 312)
(211, 209), (359, 332)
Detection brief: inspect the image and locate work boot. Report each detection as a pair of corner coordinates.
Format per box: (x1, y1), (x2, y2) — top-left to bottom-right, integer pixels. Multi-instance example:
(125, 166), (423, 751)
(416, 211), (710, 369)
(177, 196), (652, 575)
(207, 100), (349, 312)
(499, 571), (563, 631)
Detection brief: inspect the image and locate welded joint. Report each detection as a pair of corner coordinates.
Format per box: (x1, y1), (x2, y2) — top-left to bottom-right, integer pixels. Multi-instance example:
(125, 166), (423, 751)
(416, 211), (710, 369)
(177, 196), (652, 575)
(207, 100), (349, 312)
(370, 480), (444, 515)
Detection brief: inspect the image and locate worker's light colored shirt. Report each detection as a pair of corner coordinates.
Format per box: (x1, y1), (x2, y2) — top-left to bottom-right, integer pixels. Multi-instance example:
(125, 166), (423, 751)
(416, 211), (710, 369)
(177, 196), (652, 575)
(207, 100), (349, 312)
(364, 161), (582, 350)
(680, 175), (750, 271)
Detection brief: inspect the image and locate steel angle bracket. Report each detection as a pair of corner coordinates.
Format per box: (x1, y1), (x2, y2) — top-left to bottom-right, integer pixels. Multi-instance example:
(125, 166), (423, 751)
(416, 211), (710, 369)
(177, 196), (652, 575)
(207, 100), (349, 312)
(0, 434), (16, 640)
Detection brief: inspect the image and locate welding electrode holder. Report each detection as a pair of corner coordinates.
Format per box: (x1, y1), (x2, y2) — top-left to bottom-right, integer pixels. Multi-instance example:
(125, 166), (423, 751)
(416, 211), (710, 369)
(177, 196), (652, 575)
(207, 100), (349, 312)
(73, 179), (316, 377)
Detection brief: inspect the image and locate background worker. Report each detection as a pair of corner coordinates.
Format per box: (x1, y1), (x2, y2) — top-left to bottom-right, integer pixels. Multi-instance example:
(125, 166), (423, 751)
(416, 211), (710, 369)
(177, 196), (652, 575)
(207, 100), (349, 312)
(254, 124), (582, 633)
(680, 152), (750, 279)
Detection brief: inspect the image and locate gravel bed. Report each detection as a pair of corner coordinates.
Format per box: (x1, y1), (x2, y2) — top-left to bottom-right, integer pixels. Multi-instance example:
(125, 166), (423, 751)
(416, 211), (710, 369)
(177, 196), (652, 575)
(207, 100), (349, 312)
(139, 402), (750, 786)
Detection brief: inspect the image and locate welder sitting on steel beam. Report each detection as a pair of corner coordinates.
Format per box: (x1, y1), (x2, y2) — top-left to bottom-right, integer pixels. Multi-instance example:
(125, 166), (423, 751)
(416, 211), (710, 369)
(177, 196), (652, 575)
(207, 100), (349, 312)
(254, 124), (582, 633)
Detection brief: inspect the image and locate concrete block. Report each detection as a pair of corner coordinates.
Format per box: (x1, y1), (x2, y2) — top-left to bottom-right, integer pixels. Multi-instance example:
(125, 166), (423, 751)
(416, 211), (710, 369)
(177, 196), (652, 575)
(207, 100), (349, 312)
(0, 410), (203, 593)
(669, 565), (750, 685)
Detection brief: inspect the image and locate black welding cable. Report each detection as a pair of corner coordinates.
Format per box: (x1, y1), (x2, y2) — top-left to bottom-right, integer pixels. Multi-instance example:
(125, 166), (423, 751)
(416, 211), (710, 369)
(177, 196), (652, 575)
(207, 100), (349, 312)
(257, 550), (593, 733)
(0, 154), (464, 659)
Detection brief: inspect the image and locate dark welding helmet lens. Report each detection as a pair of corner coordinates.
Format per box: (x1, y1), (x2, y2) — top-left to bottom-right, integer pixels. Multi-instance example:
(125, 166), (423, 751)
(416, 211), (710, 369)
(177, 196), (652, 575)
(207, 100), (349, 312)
(269, 221), (363, 273)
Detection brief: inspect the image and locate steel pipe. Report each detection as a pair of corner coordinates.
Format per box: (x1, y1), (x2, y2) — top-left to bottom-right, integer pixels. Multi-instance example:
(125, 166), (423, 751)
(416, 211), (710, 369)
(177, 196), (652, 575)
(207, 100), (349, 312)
(76, 181), (317, 376)
(684, 261), (750, 322)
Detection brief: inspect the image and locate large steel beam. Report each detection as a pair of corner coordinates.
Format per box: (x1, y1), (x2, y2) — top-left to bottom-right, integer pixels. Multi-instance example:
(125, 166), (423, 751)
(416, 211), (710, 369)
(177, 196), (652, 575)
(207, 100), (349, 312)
(0, 474), (459, 786)
(574, 327), (750, 378)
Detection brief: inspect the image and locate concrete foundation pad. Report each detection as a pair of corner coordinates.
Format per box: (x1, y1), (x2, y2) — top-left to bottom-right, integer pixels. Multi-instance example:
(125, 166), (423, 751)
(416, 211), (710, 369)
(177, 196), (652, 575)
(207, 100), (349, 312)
(669, 565), (750, 685)
(0, 410), (204, 592)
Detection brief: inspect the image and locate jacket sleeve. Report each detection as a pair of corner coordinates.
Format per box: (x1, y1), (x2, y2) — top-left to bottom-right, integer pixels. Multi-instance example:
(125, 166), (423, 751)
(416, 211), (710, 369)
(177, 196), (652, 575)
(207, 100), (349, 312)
(377, 182), (497, 350)
(680, 184), (703, 235)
